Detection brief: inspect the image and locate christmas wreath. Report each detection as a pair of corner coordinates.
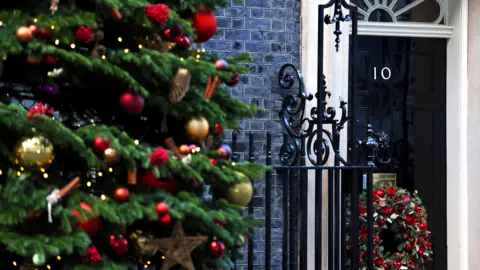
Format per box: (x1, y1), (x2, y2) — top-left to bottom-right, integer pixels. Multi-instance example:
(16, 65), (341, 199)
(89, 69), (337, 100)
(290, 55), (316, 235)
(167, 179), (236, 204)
(347, 185), (433, 269)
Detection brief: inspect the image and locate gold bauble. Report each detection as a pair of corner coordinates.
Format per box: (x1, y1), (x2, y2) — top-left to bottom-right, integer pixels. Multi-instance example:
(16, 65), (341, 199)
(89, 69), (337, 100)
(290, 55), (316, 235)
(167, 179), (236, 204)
(16, 26), (33, 43)
(185, 117), (209, 141)
(225, 172), (253, 207)
(104, 148), (120, 164)
(15, 135), (54, 167)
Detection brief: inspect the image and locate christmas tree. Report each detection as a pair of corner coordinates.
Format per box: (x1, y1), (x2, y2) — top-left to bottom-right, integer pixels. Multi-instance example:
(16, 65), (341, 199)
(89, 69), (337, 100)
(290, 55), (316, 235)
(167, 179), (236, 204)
(0, 1), (265, 269)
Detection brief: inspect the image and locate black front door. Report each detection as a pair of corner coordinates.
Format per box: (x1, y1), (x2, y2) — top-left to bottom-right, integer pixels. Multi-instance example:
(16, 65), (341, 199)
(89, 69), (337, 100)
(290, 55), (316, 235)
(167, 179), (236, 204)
(349, 36), (447, 269)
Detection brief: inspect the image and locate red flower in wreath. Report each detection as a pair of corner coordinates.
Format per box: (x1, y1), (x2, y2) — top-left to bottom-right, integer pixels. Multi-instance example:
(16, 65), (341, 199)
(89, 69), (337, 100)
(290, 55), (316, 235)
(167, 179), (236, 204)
(145, 4), (170, 24)
(149, 147), (170, 166)
(347, 185), (433, 270)
(82, 245), (101, 264)
(76, 26), (94, 44)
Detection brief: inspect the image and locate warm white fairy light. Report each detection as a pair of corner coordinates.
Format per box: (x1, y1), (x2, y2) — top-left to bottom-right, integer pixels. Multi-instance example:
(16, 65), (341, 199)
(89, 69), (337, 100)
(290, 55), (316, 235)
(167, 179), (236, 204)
(70, 43), (76, 49)
(16, 171), (21, 176)
(54, 39), (59, 45)
(197, 49), (200, 53)
(101, 55), (106, 60)
(232, 162), (236, 166)
(109, 167), (113, 172)
(161, 256), (166, 260)
(118, 37), (123, 42)
(57, 256), (61, 260)
(20, 166), (24, 171)
(124, 48), (129, 53)
(43, 173), (48, 179)
(147, 261), (151, 265)
(47, 265), (51, 269)
(34, 18), (38, 23)
(134, 139), (139, 145)
(144, 265), (148, 269)
(100, 194), (107, 200)
(196, 54), (200, 59)
(202, 48), (206, 53)
(138, 44), (143, 49)
(40, 167), (45, 172)
(0, 170), (3, 175)
(0, 21), (3, 27)
(50, 25), (55, 30)
(180, 57), (184, 61)
(12, 261), (17, 266)
(86, 181), (92, 187)
(98, 172), (103, 177)
(196, 59), (200, 63)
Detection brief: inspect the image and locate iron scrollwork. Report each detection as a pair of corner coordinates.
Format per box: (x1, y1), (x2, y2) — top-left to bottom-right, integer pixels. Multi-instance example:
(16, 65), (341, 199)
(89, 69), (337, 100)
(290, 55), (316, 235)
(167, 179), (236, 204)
(278, 64), (352, 166)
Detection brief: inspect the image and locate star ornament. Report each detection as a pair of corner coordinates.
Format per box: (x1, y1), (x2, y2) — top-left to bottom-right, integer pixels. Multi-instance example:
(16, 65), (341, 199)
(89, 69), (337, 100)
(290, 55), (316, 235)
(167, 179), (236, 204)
(137, 222), (207, 270)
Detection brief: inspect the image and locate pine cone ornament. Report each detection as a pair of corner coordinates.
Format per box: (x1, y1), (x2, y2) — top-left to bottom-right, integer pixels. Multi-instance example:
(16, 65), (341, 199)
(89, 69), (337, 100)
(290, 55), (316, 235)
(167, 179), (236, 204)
(169, 68), (191, 103)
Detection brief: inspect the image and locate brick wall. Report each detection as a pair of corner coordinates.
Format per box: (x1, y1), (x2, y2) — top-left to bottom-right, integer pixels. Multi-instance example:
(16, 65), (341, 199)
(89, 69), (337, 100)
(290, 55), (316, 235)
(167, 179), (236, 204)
(204, 0), (301, 268)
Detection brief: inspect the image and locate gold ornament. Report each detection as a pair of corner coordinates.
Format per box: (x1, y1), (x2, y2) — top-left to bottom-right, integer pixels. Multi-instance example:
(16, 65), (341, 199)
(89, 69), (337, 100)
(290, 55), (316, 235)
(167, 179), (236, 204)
(169, 68), (191, 103)
(225, 172), (253, 206)
(136, 222), (207, 270)
(185, 117), (209, 141)
(104, 148), (120, 164)
(15, 135), (54, 167)
(16, 26), (33, 42)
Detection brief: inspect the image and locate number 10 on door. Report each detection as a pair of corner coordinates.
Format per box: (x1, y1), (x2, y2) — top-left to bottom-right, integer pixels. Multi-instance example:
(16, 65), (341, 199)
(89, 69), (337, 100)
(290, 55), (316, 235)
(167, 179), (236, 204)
(373, 67), (391, 80)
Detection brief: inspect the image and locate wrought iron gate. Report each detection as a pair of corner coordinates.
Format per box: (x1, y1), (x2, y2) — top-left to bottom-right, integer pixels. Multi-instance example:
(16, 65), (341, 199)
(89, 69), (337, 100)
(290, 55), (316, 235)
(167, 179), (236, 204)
(230, 1), (378, 269)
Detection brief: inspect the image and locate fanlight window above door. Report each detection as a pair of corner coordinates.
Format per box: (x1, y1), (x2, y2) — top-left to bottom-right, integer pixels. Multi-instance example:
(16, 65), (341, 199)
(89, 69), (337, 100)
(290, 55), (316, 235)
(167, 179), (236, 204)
(352, 0), (445, 24)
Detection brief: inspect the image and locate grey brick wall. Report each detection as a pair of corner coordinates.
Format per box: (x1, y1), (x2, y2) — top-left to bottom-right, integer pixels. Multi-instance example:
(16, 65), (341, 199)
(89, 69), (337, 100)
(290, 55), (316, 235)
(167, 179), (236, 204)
(203, 0), (301, 268)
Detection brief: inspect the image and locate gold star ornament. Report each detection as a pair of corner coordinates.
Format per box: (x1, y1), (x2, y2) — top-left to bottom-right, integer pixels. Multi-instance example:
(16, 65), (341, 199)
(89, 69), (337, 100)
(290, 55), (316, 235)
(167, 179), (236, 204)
(136, 222), (208, 270)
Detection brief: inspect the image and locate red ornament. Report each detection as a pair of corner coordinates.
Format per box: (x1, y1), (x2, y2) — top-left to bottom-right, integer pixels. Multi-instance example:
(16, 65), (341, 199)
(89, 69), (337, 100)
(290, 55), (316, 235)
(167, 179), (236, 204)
(382, 207), (391, 215)
(72, 202), (102, 236)
(215, 59), (229, 70)
(16, 26), (33, 42)
(27, 102), (54, 119)
(375, 190), (385, 197)
(159, 214), (172, 226)
(162, 25), (183, 40)
(359, 205), (366, 215)
(405, 243), (413, 251)
(155, 202), (169, 216)
(214, 123), (224, 136)
(43, 55), (56, 65)
(419, 223), (428, 230)
(217, 147), (229, 159)
(209, 240), (225, 258)
(140, 171), (176, 193)
(76, 26), (94, 44)
(93, 137), (110, 154)
(109, 235), (129, 256)
(226, 72), (239, 87)
(82, 245), (101, 264)
(179, 144), (190, 154)
(114, 187), (130, 201)
(145, 4), (170, 24)
(40, 28), (53, 37)
(387, 187), (397, 196)
(191, 7), (217, 43)
(405, 215), (416, 226)
(120, 93), (144, 114)
(210, 158), (218, 166)
(375, 259), (384, 266)
(172, 36), (191, 50)
(149, 147), (170, 166)
(418, 249), (424, 256)
(28, 25), (38, 34)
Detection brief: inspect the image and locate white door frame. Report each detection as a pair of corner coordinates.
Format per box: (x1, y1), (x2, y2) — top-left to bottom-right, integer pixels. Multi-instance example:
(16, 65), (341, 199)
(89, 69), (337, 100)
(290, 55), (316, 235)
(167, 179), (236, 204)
(299, 0), (469, 269)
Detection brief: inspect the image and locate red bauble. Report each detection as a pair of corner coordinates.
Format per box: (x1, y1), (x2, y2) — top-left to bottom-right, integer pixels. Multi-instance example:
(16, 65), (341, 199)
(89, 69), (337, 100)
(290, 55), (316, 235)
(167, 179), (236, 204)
(40, 28), (53, 37)
(114, 187), (130, 201)
(215, 59), (228, 70)
(76, 26), (94, 44)
(375, 190), (385, 197)
(43, 55), (56, 65)
(140, 171), (176, 193)
(209, 240), (225, 258)
(214, 123), (224, 136)
(359, 205), (366, 215)
(93, 137), (110, 154)
(210, 158), (218, 166)
(109, 235), (129, 256)
(226, 72), (239, 87)
(120, 93), (144, 114)
(28, 25), (38, 35)
(179, 144), (190, 154)
(217, 147), (230, 159)
(149, 147), (170, 166)
(156, 202), (169, 216)
(191, 7), (217, 43)
(159, 214), (172, 226)
(387, 187), (397, 196)
(16, 26), (33, 42)
(172, 36), (191, 50)
(82, 245), (101, 264)
(405, 244), (413, 251)
(214, 219), (227, 228)
(72, 202), (102, 236)
(145, 4), (170, 24)
(375, 259), (384, 266)
(419, 223), (428, 230)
